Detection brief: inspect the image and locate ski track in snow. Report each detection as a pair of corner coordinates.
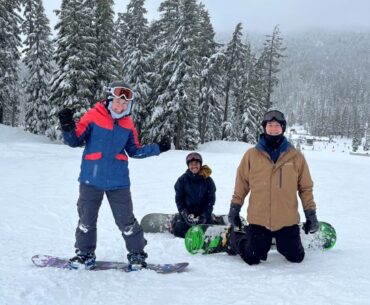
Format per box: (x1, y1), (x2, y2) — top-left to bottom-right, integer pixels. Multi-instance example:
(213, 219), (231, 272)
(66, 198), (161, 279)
(1, 124), (370, 305)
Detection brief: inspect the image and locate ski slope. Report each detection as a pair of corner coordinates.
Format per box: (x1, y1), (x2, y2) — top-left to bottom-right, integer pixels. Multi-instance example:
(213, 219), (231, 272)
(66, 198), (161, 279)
(1, 124), (369, 305)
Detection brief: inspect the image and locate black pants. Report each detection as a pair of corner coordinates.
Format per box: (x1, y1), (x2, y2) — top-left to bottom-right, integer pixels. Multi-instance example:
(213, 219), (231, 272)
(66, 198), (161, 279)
(171, 213), (215, 238)
(74, 183), (146, 254)
(229, 224), (305, 265)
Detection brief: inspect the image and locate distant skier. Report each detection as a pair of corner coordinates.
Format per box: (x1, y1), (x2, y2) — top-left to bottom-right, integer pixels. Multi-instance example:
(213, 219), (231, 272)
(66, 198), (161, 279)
(227, 110), (319, 264)
(171, 152), (218, 237)
(57, 81), (170, 270)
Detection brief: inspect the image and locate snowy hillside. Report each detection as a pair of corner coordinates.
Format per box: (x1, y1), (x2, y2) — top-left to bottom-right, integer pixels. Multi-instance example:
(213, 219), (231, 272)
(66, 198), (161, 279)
(1, 124), (370, 305)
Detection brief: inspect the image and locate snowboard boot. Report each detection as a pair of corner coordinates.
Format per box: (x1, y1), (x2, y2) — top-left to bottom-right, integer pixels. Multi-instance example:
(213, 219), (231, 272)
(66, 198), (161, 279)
(69, 251), (96, 270)
(127, 252), (148, 271)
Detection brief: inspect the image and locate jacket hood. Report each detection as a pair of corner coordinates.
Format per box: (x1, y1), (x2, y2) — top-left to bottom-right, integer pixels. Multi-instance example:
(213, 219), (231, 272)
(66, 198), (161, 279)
(186, 165), (212, 180)
(199, 165), (212, 178)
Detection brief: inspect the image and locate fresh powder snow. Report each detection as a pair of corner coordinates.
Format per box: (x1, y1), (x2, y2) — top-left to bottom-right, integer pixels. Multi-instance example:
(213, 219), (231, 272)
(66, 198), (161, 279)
(1, 124), (369, 305)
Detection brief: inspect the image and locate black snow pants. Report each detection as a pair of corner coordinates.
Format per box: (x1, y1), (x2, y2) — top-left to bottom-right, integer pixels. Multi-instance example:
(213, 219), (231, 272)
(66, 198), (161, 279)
(229, 224), (305, 265)
(74, 183), (146, 254)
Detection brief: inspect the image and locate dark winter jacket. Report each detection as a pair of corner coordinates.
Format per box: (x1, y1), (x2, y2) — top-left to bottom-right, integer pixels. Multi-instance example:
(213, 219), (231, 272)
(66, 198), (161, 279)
(62, 101), (160, 190)
(174, 167), (216, 218)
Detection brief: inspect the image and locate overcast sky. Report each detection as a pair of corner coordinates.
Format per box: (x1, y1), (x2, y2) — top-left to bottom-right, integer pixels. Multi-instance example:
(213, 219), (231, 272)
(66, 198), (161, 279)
(44, 0), (370, 35)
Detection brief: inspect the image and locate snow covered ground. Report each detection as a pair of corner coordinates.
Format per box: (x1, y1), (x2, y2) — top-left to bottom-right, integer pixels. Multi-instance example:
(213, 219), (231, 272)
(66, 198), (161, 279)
(1, 124), (370, 305)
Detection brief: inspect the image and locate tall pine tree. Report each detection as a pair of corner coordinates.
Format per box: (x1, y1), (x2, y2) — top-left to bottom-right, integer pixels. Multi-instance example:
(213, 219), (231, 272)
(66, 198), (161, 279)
(22, 0), (54, 135)
(115, 0), (152, 137)
(47, 0), (97, 140)
(0, 0), (22, 125)
(198, 52), (225, 143)
(259, 25), (285, 110)
(364, 122), (370, 151)
(141, 0), (180, 144)
(351, 105), (362, 152)
(221, 23), (250, 140)
(148, 0), (203, 149)
(196, 3), (224, 143)
(92, 0), (118, 100)
(231, 42), (263, 143)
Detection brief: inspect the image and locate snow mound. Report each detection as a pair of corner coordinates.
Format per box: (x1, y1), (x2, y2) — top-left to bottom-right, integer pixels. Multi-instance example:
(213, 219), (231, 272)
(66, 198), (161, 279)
(198, 140), (252, 154)
(0, 124), (52, 144)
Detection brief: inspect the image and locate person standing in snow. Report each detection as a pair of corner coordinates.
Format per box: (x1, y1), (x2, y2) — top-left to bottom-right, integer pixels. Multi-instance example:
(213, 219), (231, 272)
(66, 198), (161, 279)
(57, 81), (170, 270)
(227, 110), (319, 264)
(171, 152), (218, 238)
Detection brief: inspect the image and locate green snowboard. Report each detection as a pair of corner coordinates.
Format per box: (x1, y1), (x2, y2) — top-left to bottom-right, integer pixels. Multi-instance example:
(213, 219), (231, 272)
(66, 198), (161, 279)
(185, 221), (337, 254)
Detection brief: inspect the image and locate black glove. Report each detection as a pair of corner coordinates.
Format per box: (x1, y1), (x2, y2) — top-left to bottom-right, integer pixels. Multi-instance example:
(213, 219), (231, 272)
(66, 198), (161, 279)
(197, 213), (209, 225)
(180, 210), (198, 226)
(58, 108), (75, 132)
(228, 203), (242, 229)
(157, 137), (171, 153)
(303, 209), (319, 234)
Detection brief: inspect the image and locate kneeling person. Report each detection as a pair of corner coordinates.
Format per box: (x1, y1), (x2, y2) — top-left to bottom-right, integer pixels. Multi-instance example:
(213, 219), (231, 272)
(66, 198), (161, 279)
(227, 110), (319, 265)
(171, 153), (216, 238)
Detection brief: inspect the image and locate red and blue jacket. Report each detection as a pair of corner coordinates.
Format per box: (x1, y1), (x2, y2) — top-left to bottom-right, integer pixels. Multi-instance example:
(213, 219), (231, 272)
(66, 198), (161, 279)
(62, 101), (160, 190)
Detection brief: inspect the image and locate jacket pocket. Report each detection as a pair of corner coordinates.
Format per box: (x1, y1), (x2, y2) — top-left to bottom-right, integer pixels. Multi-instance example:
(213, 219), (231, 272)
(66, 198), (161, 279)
(115, 153), (128, 161)
(85, 152), (102, 160)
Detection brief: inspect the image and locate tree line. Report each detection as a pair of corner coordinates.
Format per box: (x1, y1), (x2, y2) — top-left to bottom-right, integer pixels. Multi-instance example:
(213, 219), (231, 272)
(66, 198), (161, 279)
(272, 30), (370, 151)
(0, 0), (284, 149)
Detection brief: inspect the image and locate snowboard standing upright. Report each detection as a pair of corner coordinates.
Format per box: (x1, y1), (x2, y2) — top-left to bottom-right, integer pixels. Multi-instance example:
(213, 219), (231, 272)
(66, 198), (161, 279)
(185, 221), (337, 254)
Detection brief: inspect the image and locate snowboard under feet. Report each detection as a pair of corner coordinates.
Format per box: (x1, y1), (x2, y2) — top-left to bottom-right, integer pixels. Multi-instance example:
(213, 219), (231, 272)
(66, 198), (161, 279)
(185, 221), (337, 255)
(31, 254), (189, 274)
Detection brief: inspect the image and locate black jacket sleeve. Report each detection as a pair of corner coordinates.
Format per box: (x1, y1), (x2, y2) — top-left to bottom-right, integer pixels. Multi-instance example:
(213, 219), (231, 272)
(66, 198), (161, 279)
(203, 177), (216, 217)
(174, 176), (186, 213)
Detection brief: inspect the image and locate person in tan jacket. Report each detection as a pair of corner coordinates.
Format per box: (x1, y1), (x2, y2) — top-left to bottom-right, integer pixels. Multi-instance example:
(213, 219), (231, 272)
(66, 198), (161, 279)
(227, 110), (319, 265)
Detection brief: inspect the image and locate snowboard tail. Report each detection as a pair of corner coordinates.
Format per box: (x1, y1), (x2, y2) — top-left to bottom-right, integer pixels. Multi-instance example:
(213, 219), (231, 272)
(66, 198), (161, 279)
(32, 254), (188, 274)
(185, 221), (337, 255)
(140, 212), (232, 233)
(140, 213), (175, 233)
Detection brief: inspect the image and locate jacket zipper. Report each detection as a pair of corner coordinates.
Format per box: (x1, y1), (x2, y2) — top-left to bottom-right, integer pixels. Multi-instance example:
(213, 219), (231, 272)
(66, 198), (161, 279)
(279, 167), (282, 189)
(105, 119), (117, 188)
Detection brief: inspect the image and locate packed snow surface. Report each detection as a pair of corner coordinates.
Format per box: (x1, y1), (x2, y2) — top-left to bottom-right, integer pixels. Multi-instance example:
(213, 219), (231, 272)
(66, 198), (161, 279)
(1, 124), (369, 305)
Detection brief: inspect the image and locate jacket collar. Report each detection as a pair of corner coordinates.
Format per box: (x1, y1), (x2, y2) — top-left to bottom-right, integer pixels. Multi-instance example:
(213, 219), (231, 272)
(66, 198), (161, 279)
(256, 134), (293, 163)
(186, 169), (203, 181)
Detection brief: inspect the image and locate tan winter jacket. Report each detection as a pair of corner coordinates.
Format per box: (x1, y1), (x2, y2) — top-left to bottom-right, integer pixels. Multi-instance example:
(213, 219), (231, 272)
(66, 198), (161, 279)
(231, 147), (316, 231)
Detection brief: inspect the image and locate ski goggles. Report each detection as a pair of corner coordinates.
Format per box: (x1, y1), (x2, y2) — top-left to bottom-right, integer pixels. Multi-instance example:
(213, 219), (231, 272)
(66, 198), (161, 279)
(263, 110), (285, 123)
(105, 86), (134, 101)
(186, 152), (202, 165)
